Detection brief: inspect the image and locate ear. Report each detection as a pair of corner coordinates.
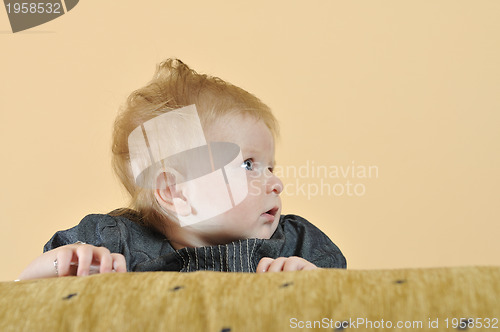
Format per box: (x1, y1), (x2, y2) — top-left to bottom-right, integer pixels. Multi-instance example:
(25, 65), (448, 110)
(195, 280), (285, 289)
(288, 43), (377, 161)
(154, 172), (192, 217)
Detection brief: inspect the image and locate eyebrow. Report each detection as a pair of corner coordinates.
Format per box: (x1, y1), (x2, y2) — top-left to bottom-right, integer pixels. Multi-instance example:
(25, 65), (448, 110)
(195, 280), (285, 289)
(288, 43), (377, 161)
(241, 147), (258, 157)
(241, 148), (275, 166)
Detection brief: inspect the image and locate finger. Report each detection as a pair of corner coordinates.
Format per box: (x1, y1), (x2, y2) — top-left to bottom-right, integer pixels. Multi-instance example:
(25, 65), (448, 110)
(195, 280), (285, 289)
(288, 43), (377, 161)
(267, 257), (287, 272)
(291, 256), (318, 271)
(55, 248), (76, 277)
(256, 257), (274, 273)
(282, 257), (301, 272)
(302, 262), (318, 271)
(93, 247), (112, 274)
(75, 245), (94, 276)
(111, 253), (127, 273)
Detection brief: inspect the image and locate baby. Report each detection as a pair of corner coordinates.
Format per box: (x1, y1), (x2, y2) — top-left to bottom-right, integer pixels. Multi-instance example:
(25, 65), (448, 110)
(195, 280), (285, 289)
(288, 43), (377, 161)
(19, 59), (346, 280)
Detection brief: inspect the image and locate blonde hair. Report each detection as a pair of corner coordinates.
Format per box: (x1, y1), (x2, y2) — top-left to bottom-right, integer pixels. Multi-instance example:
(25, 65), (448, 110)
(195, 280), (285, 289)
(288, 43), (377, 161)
(111, 58), (279, 232)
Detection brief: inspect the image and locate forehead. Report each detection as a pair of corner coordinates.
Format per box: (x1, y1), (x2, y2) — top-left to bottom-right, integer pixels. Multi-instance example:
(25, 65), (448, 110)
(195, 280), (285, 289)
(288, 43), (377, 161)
(204, 114), (274, 152)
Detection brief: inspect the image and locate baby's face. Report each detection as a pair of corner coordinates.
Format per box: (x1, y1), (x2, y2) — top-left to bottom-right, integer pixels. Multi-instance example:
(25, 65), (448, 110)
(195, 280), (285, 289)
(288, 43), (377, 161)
(195, 113), (283, 243)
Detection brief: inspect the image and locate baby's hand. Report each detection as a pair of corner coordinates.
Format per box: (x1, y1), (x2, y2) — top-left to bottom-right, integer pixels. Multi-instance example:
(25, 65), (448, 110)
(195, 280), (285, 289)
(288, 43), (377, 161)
(18, 242), (127, 280)
(54, 242), (127, 277)
(256, 256), (318, 273)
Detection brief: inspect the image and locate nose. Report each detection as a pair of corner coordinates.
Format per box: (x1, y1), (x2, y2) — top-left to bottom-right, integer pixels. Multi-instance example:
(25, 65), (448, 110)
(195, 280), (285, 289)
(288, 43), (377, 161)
(266, 171), (283, 195)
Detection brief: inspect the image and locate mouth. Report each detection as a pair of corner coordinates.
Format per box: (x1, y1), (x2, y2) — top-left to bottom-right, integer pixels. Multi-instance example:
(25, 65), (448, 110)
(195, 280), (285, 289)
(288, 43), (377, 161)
(261, 206), (279, 222)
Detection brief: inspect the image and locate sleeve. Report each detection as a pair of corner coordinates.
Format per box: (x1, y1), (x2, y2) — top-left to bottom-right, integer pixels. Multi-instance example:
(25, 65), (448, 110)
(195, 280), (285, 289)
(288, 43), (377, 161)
(43, 214), (122, 255)
(277, 214), (347, 269)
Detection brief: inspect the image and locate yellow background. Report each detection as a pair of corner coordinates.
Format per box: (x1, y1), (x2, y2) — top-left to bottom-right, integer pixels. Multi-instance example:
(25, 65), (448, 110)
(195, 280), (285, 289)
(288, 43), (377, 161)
(1, 1), (499, 281)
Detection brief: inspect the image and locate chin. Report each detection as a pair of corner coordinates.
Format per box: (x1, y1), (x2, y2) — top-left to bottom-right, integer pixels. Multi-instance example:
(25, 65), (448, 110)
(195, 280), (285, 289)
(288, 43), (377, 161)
(257, 224), (279, 240)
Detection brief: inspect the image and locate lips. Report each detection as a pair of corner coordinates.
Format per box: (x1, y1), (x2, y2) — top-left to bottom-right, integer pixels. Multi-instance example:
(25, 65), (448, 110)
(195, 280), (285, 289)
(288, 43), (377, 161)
(261, 206), (279, 222)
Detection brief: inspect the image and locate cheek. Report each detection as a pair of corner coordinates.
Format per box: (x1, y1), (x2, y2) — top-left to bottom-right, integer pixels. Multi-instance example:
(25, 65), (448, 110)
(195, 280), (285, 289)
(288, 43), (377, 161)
(247, 180), (261, 197)
(246, 172), (266, 195)
(233, 194), (260, 214)
(223, 190), (263, 225)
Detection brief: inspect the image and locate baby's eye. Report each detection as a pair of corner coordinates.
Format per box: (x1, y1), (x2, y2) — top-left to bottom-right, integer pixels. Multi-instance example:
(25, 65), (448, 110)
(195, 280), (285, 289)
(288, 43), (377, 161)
(241, 159), (254, 171)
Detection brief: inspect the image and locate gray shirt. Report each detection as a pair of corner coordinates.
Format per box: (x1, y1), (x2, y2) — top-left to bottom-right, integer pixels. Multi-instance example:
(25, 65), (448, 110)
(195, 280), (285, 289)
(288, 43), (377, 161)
(44, 211), (347, 272)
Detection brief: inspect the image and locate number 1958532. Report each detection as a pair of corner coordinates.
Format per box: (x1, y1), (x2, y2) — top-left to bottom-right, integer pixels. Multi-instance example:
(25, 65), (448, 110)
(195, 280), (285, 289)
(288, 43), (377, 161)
(6, 2), (62, 14)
